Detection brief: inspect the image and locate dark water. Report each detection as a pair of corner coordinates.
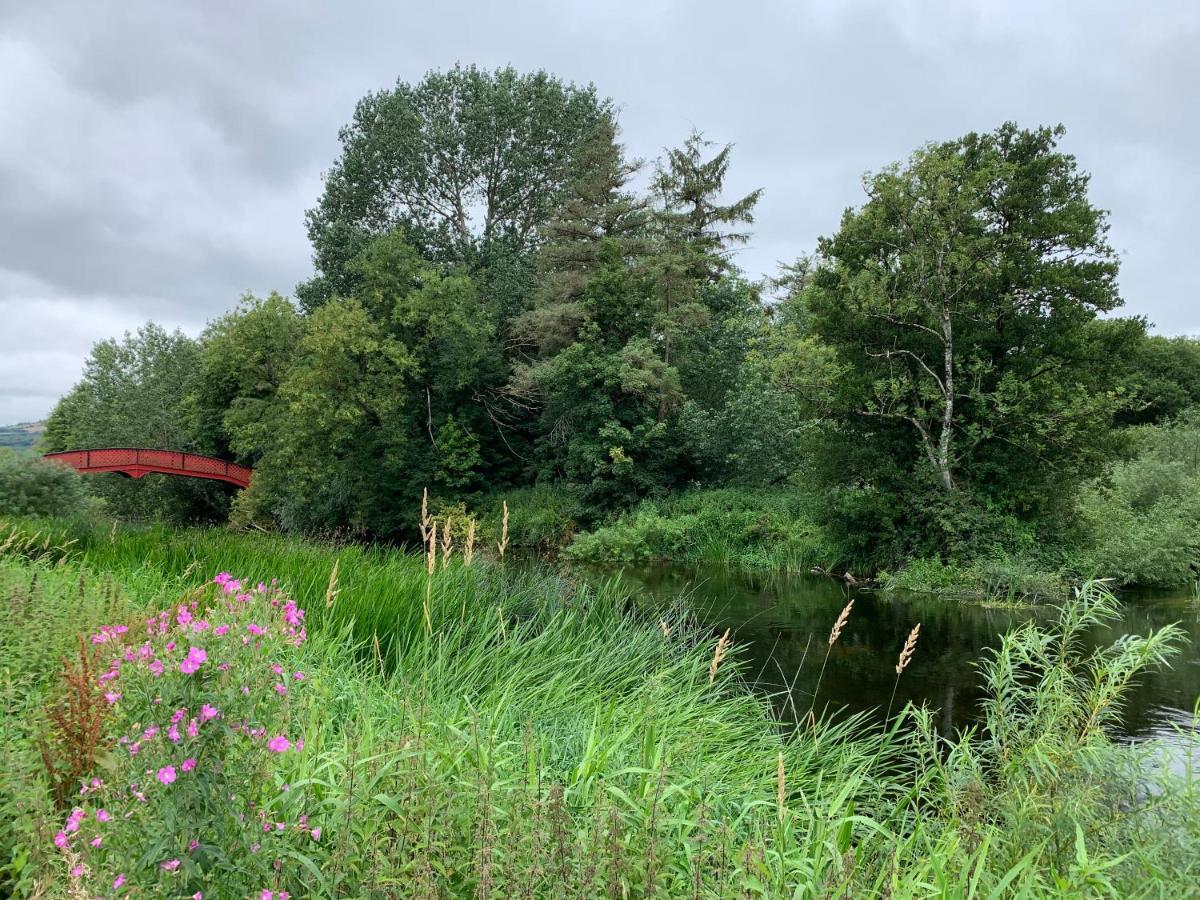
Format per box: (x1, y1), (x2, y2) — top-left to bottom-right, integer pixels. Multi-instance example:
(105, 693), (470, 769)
(593, 562), (1200, 741)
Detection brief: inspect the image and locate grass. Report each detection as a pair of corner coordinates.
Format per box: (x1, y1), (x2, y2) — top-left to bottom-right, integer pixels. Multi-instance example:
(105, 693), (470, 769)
(2, 515), (1199, 896)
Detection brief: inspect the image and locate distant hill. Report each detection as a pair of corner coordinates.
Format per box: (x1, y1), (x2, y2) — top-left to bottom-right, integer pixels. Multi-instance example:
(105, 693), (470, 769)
(0, 421), (45, 453)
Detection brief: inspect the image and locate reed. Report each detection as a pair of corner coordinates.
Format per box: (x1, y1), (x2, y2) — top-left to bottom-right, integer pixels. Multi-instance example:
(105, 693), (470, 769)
(708, 628), (732, 683)
(440, 518), (453, 569)
(807, 597), (853, 720)
(325, 557), (340, 609)
(895, 623), (920, 675)
(464, 519), (477, 567)
(3, 519), (1197, 896)
(497, 500), (510, 561)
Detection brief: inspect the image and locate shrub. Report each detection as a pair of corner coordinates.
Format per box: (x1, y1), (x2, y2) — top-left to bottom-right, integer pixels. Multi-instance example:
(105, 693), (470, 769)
(1076, 410), (1200, 586)
(565, 488), (840, 571)
(0, 452), (95, 519)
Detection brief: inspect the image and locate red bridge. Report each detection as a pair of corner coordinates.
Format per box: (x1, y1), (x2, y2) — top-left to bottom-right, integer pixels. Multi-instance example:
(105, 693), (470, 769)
(44, 449), (253, 489)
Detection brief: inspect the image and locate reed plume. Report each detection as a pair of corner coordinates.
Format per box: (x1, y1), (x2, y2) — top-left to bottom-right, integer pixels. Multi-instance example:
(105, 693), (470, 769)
(426, 522), (437, 577)
(808, 597), (855, 722)
(708, 628), (732, 683)
(497, 500), (510, 561)
(828, 599), (854, 646)
(440, 518), (453, 569)
(464, 518), (477, 567)
(895, 623), (921, 675)
(776, 751), (786, 821)
(325, 557), (340, 609)
(419, 486), (430, 546)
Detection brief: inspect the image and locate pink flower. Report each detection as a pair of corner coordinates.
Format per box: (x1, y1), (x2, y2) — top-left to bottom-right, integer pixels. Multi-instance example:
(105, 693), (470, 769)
(177, 606), (193, 626)
(193, 894), (203, 900)
(157, 765), (177, 785)
(162, 858), (180, 872)
(129, 741), (142, 756)
(182, 757), (197, 772)
(247, 623), (266, 636)
(96, 809), (110, 822)
(271, 663), (283, 675)
(53, 831), (68, 848)
(180, 646), (208, 675)
(200, 703), (220, 721)
(310, 827), (321, 841)
(214, 624), (229, 637)
(168, 724), (181, 743)
(260, 892), (273, 900)
(166, 640), (177, 652)
(274, 683), (288, 696)
(70, 864), (84, 878)
(90, 835), (102, 847)
(266, 735), (291, 753)
(187, 719), (199, 738)
(148, 659), (165, 676)
(293, 671), (305, 680)
(189, 839), (199, 851)
(104, 691), (121, 704)
(113, 874), (126, 889)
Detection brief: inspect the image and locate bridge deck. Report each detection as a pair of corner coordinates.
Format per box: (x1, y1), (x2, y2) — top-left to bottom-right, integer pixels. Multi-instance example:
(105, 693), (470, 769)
(44, 448), (253, 489)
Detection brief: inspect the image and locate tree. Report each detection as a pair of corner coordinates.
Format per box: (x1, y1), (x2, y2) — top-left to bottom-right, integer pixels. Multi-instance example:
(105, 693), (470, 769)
(650, 133), (761, 416)
(300, 65), (613, 310)
(261, 298), (417, 533)
(185, 293), (305, 464)
(803, 123), (1133, 554)
(43, 324), (226, 521)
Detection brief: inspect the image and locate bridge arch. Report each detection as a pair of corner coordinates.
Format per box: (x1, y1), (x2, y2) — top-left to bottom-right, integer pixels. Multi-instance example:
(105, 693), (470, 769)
(44, 449), (253, 489)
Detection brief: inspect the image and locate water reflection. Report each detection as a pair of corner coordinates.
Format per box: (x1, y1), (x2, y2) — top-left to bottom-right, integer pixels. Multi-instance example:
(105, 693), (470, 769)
(600, 562), (1200, 740)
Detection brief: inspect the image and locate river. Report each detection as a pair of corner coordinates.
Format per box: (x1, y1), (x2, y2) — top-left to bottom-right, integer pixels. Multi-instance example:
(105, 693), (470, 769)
(585, 562), (1200, 743)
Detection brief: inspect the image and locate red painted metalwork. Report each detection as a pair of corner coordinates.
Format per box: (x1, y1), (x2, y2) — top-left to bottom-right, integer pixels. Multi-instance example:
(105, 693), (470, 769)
(43, 449), (253, 489)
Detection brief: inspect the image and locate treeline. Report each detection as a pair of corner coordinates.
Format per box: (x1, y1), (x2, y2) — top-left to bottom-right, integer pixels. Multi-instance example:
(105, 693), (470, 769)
(43, 64), (1200, 570)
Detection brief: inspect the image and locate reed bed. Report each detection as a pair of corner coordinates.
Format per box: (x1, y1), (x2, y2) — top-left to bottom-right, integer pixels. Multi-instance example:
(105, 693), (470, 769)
(1, 516), (1198, 896)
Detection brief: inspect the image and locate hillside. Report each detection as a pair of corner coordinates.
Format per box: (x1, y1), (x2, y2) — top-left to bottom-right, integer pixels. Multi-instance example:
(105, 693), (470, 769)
(0, 421), (44, 453)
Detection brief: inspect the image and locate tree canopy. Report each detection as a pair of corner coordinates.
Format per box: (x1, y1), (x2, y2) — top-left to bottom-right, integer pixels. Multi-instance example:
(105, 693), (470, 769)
(42, 71), (1199, 570)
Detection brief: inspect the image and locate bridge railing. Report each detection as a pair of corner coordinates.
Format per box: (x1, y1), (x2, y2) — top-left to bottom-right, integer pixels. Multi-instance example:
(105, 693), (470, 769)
(43, 448), (253, 489)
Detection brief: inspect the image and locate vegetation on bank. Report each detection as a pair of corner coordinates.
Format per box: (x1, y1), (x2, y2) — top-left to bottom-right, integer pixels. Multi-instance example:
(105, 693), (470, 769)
(32, 63), (1200, 591)
(2, 519), (1198, 896)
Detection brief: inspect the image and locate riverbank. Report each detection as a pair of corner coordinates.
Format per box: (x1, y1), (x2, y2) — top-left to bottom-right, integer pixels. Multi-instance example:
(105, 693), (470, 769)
(3, 516), (1199, 895)
(479, 462), (1200, 602)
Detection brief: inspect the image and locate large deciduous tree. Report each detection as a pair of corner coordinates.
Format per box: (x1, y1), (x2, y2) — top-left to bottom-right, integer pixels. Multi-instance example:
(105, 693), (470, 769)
(300, 65), (613, 312)
(802, 123), (1133, 551)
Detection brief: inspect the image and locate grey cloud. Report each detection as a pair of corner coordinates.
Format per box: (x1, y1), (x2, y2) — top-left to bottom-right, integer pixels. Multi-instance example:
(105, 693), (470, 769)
(1, 0), (1196, 424)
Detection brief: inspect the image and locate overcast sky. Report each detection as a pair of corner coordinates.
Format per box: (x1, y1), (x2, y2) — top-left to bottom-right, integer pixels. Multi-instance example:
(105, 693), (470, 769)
(1, 0), (1196, 424)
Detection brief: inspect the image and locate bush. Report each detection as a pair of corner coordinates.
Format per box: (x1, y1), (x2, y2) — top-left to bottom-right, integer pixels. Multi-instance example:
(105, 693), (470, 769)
(0, 452), (95, 519)
(565, 488), (841, 571)
(1075, 410), (1200, 586)
(473, 484), (584, 552)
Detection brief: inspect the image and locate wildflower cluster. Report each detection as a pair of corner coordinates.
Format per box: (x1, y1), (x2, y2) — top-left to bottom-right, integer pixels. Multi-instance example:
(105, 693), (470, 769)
(51, 574), (318, 895)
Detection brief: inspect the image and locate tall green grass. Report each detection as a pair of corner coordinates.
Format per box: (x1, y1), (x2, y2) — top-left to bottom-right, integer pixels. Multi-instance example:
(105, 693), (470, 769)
(2, 517), (1198, 895)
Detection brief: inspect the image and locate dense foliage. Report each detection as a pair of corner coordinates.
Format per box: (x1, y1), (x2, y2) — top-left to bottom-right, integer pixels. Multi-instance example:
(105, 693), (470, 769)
(39, 65), (1200, 586)
(2, 522), (1197, 896)
(0, 451), (94, 519)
